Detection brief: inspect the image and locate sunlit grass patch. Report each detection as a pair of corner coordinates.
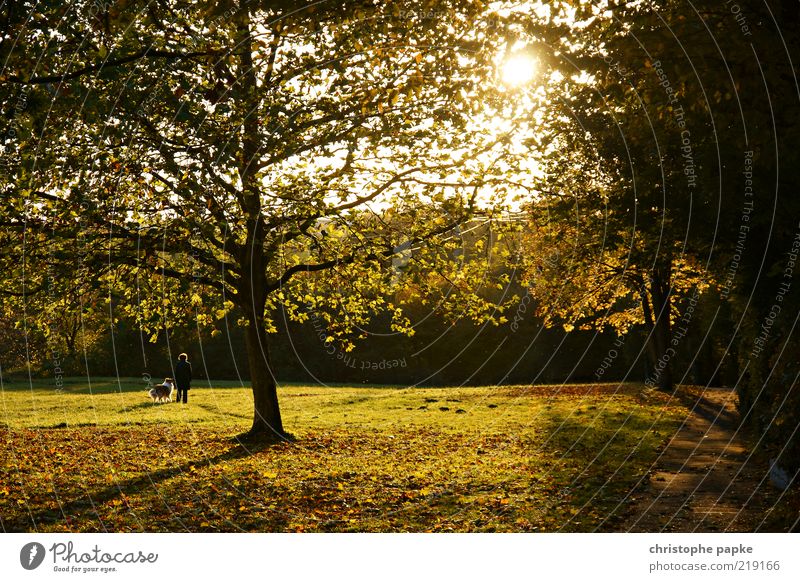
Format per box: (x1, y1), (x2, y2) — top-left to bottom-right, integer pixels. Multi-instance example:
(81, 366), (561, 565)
(0, 379), (685, 532)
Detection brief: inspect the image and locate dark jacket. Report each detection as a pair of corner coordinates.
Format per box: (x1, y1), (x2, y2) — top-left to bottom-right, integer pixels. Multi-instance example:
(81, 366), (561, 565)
(175, 360), (192, 390)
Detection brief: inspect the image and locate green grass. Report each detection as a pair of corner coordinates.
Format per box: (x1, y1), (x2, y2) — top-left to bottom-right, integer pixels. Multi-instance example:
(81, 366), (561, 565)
(0, 378), (687, 532)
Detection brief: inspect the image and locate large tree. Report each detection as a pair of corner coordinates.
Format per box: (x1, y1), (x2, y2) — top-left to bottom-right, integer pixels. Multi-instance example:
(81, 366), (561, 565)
(1, 1), (547, 438)
(508, 0), (794, 391)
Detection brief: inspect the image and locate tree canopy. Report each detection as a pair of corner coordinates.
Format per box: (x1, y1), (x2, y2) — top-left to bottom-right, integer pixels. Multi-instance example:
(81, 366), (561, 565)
(1, 0), (555, 437)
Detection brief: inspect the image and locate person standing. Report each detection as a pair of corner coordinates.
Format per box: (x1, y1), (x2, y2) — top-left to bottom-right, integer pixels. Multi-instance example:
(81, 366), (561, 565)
(174, 353), (192, 404)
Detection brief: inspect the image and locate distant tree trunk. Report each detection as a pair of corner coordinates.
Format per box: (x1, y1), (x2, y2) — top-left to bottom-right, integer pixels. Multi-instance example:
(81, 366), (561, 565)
(649, 264), (673, 391)
(639, 284), (659, 380)
(638, 265), (674, 391)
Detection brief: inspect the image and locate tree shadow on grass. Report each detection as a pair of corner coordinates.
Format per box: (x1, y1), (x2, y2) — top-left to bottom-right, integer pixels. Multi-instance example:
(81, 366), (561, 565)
(671, 387), (741, 432)
(193, 401), (250, 420)
(17, 438), (288, 532)
(529, 404), (679, 532)
(118, 401), (176, 412)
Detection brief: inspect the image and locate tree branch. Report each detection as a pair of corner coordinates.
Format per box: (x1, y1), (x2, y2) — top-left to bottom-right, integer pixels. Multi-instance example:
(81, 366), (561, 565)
(6, 49), (223, 85)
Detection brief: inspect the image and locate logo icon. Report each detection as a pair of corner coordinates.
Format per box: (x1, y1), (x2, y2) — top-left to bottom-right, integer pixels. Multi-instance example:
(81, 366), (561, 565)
(20, 542), (46, 570)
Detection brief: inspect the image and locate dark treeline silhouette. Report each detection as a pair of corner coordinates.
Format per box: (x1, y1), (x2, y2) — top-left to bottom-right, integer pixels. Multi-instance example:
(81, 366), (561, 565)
(7, 298), (735, 389)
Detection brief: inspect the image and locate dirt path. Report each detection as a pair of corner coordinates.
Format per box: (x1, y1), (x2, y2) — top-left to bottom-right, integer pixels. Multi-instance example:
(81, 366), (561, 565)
(624, 387), (773, 532)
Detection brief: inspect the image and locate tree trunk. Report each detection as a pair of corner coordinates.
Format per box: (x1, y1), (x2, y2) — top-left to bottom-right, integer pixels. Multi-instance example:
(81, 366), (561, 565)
(639, 284), (659, 382)
(649, 265), (673, 391)
(243, 309), (285, 439)
(234, 4), (286, 440)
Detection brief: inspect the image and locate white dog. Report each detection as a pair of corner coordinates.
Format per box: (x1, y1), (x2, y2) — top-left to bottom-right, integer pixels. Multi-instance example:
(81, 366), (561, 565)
(148, 378), (175, 403)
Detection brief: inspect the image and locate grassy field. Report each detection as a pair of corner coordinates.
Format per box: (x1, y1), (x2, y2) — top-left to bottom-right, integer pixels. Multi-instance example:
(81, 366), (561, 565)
(0, 377), (688, 532)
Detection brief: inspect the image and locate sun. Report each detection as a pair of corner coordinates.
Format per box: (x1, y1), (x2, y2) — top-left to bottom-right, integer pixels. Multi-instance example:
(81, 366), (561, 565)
(501, 54), (536, 87)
